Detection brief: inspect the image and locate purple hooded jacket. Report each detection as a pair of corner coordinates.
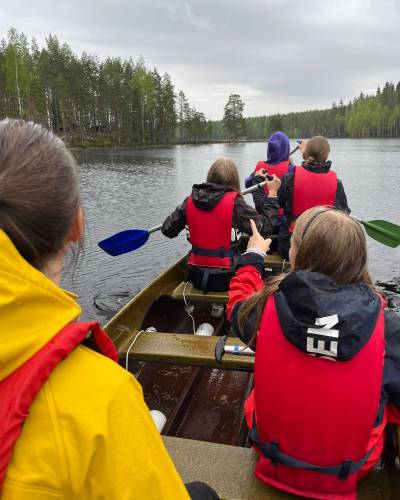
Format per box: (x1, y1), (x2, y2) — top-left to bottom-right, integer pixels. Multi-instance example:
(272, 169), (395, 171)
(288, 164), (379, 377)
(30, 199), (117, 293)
(245, 131), (290, 188)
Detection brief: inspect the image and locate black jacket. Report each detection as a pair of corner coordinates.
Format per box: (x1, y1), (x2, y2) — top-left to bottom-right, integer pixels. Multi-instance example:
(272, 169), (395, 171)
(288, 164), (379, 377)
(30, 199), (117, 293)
(231, 253), (400, 422)
(161, 183), (279, 239)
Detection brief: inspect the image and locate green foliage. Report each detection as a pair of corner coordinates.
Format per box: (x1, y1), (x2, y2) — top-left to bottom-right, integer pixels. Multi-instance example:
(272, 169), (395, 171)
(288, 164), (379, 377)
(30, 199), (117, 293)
(175, 90), (209, 142)
(0, 29), (187, 146)
(214, 81), (400, 140)
(223, 94), (245, 140)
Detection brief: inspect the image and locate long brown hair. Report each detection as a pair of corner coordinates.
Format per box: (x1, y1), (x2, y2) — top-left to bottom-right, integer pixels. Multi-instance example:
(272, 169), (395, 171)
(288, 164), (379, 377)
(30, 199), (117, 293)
(303, 136), (330, 166)
(238, 207), (375, 344)
(0, 119), (81, 269)
(206, 157), (241, 192)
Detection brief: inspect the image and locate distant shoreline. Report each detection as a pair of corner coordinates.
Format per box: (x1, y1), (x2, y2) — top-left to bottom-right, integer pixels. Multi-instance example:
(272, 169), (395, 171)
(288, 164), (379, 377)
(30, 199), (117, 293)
(69, 139), (266, 152)
(69, 136), (397, 153)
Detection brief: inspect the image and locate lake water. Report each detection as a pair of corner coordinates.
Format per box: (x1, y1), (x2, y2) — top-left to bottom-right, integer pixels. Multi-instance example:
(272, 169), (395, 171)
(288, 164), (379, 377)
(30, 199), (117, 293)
(62, 139), (400, 322)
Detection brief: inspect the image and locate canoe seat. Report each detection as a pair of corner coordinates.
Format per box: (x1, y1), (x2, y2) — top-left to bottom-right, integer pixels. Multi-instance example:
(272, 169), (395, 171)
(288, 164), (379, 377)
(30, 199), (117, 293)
(264, 253), (290, 271)
(163, 436), (400, 500)
(171, 281), (229, 303)
(169, 254), (288, 304)
(123, 332), (253, 371)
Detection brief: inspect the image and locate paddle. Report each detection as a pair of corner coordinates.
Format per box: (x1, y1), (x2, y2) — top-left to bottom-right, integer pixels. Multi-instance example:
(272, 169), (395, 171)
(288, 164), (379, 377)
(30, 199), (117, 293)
(351, 216), (400, 248)
(99, 209), (400, 256)
(98, 179), (271, 256)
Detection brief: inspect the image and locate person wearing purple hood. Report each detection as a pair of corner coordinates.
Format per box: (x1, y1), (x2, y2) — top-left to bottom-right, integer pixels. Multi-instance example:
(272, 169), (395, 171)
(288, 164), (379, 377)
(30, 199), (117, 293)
(245, 131), (294, 193)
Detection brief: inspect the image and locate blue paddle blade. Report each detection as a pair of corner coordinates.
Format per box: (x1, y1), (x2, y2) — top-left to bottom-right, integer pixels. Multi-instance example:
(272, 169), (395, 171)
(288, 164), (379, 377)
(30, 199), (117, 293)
(98, 229), (150, 256)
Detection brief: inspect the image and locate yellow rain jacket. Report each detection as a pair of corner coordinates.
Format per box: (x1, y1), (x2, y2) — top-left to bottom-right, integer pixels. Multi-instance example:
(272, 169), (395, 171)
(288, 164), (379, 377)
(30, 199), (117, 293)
(0, 230), (189, 500)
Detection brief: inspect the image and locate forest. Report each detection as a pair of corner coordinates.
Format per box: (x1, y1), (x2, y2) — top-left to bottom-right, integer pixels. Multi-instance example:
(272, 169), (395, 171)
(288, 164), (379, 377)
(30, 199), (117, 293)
(241, 82), (400, 140)
(1, 28), (400, 146)
(0, 28), (205, 146)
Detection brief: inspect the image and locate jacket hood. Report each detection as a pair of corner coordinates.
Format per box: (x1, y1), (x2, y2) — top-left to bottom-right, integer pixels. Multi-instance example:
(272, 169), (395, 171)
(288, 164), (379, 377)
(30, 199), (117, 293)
(274, 271), (381, 361)
(191, 183), (235, 211)
(0, 230), (81, 381)
(267, 131), (290, 165)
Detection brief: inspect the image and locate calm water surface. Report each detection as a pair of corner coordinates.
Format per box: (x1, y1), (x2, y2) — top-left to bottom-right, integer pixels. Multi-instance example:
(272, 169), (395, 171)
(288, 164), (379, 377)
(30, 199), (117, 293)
(62, 139), (400, 322)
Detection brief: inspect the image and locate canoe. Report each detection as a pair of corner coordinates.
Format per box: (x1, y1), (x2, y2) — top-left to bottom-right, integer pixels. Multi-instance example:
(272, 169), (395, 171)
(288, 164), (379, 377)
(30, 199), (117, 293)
(104, 255), (400, 499)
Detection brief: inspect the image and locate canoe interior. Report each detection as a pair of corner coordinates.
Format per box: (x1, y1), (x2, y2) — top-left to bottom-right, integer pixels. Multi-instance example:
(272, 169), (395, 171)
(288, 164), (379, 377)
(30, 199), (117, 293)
(122, 294), (251, 445)
(140, 296), (229, 335)
(104, 255), (284, 447)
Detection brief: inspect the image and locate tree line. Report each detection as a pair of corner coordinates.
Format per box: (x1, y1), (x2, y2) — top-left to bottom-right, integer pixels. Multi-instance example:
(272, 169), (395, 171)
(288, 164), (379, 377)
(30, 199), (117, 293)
(0, 28), (208, 146)
(225, 82), (400, 140)
(1, 29), (400, 145)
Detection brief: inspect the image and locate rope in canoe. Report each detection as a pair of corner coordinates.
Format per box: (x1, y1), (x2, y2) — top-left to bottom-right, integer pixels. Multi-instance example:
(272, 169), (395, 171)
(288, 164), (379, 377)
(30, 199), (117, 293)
(183, 281), (196, 335)
(125, 330), (144, 371)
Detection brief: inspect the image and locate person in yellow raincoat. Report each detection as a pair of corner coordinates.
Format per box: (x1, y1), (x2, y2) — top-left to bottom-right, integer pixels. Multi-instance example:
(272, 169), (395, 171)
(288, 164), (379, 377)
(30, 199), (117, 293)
(0, 119), (218, 500)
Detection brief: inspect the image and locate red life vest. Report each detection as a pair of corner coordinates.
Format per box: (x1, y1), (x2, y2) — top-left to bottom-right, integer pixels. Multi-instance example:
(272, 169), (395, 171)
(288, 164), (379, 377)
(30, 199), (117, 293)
(255, 160), (291, 195)
(248, 295), (385, 500)
(289, 166), (337, 232)
(0, 321), (118, 490)
(186, 191), (239, 269)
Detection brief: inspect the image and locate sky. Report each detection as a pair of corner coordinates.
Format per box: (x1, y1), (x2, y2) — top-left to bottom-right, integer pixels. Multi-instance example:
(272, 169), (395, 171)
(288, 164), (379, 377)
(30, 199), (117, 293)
(1, 0), (400, 120)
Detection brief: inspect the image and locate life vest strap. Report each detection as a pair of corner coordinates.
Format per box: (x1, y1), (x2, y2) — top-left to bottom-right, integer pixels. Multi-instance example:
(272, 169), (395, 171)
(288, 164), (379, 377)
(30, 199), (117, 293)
(190, 245), (239, 258)
(249, 415), (375, 480)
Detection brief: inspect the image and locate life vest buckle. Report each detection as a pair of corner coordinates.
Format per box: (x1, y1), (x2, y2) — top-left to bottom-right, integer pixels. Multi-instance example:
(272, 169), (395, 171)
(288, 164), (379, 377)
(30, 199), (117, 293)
(338, 460), (352, 480)
(268, 441), (280, 466)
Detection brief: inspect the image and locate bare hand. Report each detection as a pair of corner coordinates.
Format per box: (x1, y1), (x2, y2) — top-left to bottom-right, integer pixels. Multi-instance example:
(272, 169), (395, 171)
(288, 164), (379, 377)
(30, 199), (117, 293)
(248, 219), (272, 254)
(266, 174), (281, 196)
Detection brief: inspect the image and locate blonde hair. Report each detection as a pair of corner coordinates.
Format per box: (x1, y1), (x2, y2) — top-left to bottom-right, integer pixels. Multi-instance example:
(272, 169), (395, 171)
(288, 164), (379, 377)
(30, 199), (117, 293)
(207, 158), (241, 192)
(237, 207), (375, 343)
(303, 136), (330, 166)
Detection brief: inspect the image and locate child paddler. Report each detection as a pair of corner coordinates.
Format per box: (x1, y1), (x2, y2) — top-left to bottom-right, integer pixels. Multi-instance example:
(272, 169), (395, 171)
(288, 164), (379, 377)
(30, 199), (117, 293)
(245, 130), (294, 193)
(245, 131), (295, 243)
(277, 135), (350, 259)
(0, 119), (218, 500)
(227, 208), (400, 500)
(161, 157), (281, 292)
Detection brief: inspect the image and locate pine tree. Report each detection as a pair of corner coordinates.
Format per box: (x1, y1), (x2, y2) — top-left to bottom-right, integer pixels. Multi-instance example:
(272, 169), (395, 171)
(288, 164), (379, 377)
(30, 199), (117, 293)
(223, 94), (245, 140)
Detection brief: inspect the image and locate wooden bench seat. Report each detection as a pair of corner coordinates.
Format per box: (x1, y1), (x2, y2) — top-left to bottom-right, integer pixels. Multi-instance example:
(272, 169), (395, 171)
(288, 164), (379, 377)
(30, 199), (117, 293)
(170, 255), (289, 303)
(264, 253), (290, 271)
(121, 332), (254, 371)
(171, 281), (229, 302)
(163, 436), (400, 500)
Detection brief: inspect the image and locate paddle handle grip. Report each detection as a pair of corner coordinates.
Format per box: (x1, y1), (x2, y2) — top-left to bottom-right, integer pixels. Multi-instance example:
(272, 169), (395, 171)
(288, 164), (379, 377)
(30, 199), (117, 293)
(224, 345), (255, 357)
(241, 181), (267, 195)
(149, 224), (163, 234)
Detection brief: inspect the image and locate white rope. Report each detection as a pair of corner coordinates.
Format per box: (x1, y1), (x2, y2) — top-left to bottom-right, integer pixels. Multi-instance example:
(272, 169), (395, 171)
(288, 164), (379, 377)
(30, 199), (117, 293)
(125, 330), (144, 371)
(183, 281), (196, 334)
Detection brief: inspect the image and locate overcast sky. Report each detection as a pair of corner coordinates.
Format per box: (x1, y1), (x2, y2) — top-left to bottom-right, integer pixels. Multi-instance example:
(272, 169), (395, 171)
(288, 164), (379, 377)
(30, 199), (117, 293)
(1, 0), (399, 119)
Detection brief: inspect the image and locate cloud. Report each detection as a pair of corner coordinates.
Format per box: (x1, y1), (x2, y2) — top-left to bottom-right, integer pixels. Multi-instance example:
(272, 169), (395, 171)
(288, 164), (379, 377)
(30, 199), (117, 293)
(0, 0), (399, 119)
(167, 2), (212, 31)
